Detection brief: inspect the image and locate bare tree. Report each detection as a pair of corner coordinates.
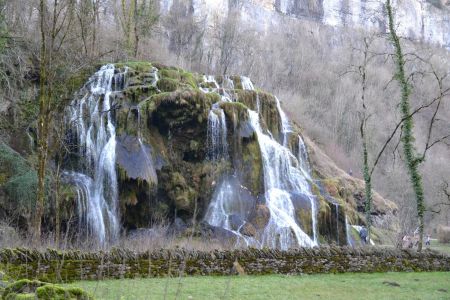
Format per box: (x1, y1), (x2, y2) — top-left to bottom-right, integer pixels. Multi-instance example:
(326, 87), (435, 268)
(116, 0), (158, 57)
(385, 0), (450, 250)
(33, 0), (84, 241)
(215, 9), (241, 75)
(164, 0), (204, 64)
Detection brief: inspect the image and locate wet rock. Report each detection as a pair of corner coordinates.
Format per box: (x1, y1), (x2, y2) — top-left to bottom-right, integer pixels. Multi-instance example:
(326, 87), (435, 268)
(116, 135), (158, 185)
(229, 214), (245, 231)
(164, 172), (198, 211)
(249, 204), (270, 229)
(200, 221), (235, 241)
(240, 222), (257, 237)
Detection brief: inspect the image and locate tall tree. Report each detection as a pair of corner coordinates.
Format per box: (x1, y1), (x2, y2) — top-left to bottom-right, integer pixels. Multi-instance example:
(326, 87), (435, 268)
(0, 0), (7, 50)
(33, 0), (49, 241)
(117, 0), (158, 57)
(33, 0), (77, 241)
(386, 0), (425, 250)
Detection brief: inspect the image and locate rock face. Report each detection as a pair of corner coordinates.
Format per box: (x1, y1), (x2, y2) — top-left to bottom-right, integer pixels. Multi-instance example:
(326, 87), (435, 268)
(163, 0), (450, 48)
(61, 61), (397, 248)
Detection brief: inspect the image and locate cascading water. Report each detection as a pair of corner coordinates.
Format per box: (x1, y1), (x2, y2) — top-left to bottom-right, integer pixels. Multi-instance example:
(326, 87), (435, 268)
(204, 175), (259, 247)
(335, 203), (340, 245)
(241, 76), (254, 91)
(345, 215), (352, 246)
(207, 108), (228, 161)
(248, 110), (317, 249)
(275, 97), (293, 146)
(204, 75), (320, 249)
(65, 64), (124, 245)
(136, 106), (158, 185)
(298, 135), (311, 176)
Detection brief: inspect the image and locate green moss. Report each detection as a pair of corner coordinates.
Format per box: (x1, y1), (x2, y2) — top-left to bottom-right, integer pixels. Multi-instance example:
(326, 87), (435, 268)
(230, 76), (243, 90)
(241, 135), (263, 195)
(115, 61), (153, 72)
(165, 172), (197, 211)
(123, 85), (159, 103)
(36, 284), (93, 299)
(158, 68), (198, 90)
(10, 293), (36, 299)
(66, 66), (97, 94)
(180, 72), (198, 88)
(157, 78), (180, 92)
(160, 68), (180, 80)
(296, 208), (313, 236)
(204, 92), (221, 104)
(220, 102), (249, 126)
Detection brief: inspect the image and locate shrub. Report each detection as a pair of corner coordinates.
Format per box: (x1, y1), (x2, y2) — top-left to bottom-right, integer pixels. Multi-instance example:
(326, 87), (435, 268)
(437, 226), (450, 243)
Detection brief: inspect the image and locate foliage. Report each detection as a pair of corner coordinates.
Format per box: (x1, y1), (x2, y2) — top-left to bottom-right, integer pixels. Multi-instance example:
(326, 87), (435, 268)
(437, 226), (450, 243)
(0, 143), (37, 216)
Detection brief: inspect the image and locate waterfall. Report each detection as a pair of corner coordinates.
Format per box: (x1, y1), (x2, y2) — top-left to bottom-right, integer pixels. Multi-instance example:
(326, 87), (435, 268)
(203, 75), (319, 249)
(298, 135), (311, 176)
(136, 106), (158, 185)
(335, 203), (340, 245)
(345, 215), (352, 246)
(65, 64), (124, 245)
(275, 97), (292, 146)
(207, 108), (228, 161)
(241, 76), (254, 90)
(248, 110), (317, 249)
(297, 135), (318, 245)
(204, 176), (259, 247)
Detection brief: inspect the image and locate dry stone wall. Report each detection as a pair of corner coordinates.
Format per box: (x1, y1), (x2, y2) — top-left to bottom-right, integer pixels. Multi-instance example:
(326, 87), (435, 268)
(0, 247), (449, 282)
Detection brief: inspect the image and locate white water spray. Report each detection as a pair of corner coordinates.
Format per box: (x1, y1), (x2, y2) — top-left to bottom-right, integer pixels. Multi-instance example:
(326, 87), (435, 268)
(66, 64), (124, 245)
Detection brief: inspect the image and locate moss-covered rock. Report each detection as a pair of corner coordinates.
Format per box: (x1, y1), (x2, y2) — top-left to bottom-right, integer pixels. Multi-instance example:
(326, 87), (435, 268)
(249, 204), (270, 230)
(2, 279), (92, 300)
(48, 60), (398, 245)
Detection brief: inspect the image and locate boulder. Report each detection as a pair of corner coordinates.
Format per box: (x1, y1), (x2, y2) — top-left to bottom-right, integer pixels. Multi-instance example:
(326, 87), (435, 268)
(249, 204), (270, 230)
(240, 222), (257, 237)
(229, 214), (245, 231)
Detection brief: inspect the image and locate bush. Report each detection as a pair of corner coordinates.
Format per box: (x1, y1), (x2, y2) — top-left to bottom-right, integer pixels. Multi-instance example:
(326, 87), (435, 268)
(437, 225), (450, 243)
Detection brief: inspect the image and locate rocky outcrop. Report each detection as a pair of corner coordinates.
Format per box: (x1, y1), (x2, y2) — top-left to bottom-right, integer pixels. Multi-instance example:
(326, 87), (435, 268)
(61, 61), (398, 246)
(180, 0), (450, 48)
(305, 135), (398, 227)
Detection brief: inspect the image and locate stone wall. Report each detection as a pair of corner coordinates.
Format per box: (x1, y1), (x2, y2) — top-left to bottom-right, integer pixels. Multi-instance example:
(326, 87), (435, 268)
(0, 247), (449, 283)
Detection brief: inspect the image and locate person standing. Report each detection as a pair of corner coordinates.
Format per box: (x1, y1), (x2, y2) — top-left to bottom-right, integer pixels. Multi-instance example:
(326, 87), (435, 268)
(425, 234), (431, 247)
(359, 226), (368, 244)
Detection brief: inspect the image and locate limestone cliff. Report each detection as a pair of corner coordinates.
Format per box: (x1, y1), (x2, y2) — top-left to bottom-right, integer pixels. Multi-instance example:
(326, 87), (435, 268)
(163, 0), (450, 48)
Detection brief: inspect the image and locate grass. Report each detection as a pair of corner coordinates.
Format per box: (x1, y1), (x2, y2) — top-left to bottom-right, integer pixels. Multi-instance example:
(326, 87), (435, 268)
(430, 241), (450, 255)
(66, 272), (450, 300)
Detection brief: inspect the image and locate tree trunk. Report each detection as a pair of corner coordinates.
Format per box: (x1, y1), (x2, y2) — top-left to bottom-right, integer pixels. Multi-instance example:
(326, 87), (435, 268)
(133, 0), (139, 57)
(33, 0), (48, 242)
(55, 163), (61, 246)
(386, 0), (425, 251)
(361, 119), (372, 242)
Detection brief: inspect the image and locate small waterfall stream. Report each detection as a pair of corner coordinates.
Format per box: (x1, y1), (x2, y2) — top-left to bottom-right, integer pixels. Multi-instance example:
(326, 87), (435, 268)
(206, 108), (228, 161)
(64, 64), (126, 245)
(335, 203), (340, 245)
(136, 106), (158, 185)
